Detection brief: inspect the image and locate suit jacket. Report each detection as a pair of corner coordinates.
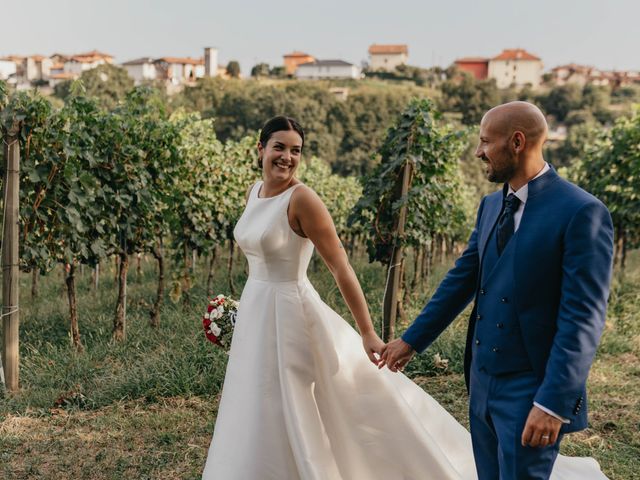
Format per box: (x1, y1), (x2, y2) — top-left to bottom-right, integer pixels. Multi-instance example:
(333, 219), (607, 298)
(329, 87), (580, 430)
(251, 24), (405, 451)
(401, 166), (614, 432)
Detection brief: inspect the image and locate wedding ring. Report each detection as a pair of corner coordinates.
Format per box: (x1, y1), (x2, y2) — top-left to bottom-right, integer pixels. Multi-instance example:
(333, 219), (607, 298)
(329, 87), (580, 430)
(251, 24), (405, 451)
(541, 435), (550, 439)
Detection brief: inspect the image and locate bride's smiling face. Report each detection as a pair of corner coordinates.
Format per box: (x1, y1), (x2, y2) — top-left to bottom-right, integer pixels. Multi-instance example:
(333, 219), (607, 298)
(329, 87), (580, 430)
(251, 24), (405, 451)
(258, 130), (303, 182)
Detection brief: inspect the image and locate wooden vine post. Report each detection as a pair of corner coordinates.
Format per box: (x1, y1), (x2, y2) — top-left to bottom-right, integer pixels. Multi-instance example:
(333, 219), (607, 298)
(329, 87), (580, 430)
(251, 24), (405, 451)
(2, 121), (21, 392)
(382, 160), (413, 342)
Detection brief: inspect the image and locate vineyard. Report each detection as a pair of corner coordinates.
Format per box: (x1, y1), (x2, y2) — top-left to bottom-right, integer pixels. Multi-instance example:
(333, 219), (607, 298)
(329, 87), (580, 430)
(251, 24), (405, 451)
(0, 81), (479, 365)
(0, 79), (639, 479)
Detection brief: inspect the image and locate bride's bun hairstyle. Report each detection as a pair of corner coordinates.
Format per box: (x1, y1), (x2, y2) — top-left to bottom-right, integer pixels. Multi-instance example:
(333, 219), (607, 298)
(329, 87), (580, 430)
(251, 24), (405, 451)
(258, 116), (305, 168)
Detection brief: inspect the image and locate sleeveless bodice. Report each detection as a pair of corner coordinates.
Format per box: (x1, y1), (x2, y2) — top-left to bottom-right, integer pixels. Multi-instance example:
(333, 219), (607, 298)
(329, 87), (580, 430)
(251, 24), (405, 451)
(233, 181), (314, 282)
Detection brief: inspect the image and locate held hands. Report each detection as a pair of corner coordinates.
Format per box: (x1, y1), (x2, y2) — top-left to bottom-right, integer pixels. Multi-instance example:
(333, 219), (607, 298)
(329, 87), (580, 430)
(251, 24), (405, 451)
(521, 405), (563, 448)
(362, 331), (386, 366)
(378, 338), (416, 372)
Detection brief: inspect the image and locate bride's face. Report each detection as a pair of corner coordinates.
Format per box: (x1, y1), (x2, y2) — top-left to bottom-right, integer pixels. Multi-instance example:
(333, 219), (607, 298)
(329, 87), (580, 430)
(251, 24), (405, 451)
(258, 130), (303, 183)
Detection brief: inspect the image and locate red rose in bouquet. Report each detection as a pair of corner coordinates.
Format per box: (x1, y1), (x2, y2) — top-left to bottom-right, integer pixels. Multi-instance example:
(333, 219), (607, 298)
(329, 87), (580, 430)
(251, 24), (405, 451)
(202, 294), (239, 349)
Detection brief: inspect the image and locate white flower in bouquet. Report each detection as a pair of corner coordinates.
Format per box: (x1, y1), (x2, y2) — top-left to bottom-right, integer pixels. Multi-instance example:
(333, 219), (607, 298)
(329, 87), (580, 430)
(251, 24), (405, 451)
(217, 305), (224, 316)
(211, 308), (222, 320)
(204, 312), (210, 320)
(210, 322), (222, 336)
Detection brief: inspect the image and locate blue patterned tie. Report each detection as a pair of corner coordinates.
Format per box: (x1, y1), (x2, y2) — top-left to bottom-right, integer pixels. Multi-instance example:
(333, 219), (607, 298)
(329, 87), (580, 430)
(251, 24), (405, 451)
(496, 193), (521, 256)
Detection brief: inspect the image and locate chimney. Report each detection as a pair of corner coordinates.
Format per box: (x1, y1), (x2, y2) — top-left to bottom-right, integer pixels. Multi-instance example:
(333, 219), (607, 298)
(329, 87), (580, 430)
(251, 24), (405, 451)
(204, 47), (218, 77)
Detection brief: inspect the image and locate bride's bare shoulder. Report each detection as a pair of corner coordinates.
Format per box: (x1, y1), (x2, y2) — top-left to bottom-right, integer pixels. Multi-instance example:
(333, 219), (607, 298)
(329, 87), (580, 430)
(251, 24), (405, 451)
(245, 181), (260, 203)
(290, 184), (330, 218)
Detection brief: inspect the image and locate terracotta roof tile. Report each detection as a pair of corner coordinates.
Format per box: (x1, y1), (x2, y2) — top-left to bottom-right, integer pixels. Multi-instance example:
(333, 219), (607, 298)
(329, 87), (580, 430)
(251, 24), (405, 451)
(455, 57), (489, 63)
(368, 44), (408, 55)
(284, 51), (313, 58)
(154, 56), (204, 65)
(492, 49), (540, 61)
(49, 72), (77, 80)
(75, 50), (113, 59)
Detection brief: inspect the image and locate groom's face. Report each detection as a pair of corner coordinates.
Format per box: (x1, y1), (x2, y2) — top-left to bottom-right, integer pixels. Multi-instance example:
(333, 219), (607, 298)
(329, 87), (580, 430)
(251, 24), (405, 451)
(475, 115), (517, 184)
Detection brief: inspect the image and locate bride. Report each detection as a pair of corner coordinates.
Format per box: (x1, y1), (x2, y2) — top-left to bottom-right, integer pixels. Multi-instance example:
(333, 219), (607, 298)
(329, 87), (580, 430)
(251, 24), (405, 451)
(202, 116), (607, 479)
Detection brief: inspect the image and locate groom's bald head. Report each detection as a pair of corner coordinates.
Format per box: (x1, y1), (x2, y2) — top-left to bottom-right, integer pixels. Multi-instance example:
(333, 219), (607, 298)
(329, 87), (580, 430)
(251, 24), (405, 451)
(482, 101), (548, 148)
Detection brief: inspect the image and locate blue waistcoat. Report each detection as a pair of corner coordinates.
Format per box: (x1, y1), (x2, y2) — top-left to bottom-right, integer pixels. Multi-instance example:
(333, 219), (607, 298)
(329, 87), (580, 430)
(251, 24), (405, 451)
(471, 223), (531, 375)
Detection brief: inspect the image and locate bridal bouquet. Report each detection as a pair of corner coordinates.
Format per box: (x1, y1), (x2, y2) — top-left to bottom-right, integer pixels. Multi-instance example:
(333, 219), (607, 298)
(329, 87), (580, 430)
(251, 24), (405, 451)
(202, 294), (239, 349)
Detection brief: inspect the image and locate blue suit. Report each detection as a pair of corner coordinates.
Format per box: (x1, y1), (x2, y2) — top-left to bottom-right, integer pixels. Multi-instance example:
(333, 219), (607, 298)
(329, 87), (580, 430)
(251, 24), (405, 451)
(402, 167), (614, 479)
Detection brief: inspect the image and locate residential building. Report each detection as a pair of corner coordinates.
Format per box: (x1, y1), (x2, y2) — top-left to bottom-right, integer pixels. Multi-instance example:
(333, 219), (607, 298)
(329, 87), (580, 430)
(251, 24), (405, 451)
(153, 57), (205, 85)
(454, 57), (489, 80)
(0, 57), (17, 80)
(488, 48), (543, 88)
(551, 64), (595, 86)
(64, 50), (114, 75)
(551, 64), (640, 88)
(24, 55), (53, 82)
(295, 60), (361, 80)
(48, 72), (76, 88)
(204, 47), (218, 77)
(283, 51), (315, 76)
(368, 44), (408, 72)
(121, 57), (157, 84)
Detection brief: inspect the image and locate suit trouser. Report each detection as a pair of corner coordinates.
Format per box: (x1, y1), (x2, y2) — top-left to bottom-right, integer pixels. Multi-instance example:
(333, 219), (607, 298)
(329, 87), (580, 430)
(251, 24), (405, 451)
(469, 364), (562, 480)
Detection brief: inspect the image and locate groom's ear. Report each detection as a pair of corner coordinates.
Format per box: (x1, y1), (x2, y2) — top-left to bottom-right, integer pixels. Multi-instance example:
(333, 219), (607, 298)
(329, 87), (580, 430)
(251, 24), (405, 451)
(512, 131), (526, 153)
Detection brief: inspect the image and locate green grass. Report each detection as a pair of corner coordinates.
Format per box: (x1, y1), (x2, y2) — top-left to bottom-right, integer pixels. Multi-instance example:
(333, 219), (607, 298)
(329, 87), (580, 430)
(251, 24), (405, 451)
(1, 249), (638, 479)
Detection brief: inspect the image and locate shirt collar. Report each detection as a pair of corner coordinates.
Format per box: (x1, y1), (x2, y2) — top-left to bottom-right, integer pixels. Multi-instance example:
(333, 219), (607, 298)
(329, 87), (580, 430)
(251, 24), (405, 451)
(507, 162), (549, 205)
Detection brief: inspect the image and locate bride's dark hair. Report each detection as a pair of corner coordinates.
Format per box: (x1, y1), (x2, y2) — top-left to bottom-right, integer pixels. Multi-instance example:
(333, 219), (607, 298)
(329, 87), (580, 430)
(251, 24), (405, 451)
(258, 116), (305, 168)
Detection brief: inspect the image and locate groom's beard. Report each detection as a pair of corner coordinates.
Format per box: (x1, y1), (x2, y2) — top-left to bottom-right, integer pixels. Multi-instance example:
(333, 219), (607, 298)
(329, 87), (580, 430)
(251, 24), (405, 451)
(483, 152), (517, 184)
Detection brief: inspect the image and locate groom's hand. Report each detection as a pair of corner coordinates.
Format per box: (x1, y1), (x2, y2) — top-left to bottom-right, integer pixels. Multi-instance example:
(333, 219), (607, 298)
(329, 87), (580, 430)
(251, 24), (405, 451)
(378, 338), (415, 372)
(521, 405), (563, 448)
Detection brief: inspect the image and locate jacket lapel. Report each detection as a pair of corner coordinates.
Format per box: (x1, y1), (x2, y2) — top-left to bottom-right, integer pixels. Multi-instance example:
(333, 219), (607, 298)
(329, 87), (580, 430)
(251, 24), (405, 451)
(478, 190), (504, 266)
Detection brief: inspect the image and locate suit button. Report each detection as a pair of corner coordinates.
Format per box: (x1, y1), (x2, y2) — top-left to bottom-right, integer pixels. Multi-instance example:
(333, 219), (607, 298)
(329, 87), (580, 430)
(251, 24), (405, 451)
(496, 323), (504, 328)
(480, 289), (486, 295)
(477, 314), (482, 321)
(475, 339), (480, 345)
(501, 297), (509, 303)
(492, 347), (500, 353)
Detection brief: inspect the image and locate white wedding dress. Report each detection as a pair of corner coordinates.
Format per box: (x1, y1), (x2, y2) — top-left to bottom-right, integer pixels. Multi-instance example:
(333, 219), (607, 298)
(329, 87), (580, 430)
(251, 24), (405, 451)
(202, 181), (607, 480)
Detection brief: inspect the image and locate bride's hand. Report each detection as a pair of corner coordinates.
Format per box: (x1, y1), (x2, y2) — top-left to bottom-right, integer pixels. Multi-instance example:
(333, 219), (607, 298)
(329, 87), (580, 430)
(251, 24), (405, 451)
(362, 331), (385, 366)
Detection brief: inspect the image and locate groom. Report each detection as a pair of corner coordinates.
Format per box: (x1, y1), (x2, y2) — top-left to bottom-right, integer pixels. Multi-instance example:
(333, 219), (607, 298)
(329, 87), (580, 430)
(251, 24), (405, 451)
(379, 101), (614, 479)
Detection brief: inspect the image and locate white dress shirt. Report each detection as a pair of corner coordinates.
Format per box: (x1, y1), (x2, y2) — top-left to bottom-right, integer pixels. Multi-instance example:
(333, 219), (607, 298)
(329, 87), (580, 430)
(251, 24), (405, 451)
(507, 162), (549, 233)
(507, 162), (570, 424)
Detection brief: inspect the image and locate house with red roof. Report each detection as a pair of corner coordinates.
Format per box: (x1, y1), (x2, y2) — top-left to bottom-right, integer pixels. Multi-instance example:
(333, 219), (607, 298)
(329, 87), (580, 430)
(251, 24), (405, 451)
(153, 56), (206, 85)
(283, 52), (316, 76)
(64, 50), (114, 75)
(488, 48), (543, 88)
(368, 44), (408, 72)
(454, 57), (489, 80)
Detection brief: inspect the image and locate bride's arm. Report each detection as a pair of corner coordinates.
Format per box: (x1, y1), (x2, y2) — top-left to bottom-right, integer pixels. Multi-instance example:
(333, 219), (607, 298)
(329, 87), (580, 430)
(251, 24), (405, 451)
(290, 186), (384, 365)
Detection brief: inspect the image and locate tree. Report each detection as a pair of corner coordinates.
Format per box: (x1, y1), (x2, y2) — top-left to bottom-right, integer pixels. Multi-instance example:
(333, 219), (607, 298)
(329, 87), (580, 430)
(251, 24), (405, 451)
(53, 64), (134, 109)
(168, 110), (226, 302)
(251, 63), (270, 78)
(440, 74), (501, 125)
(2, 85), (115, 350)
(226, 61), (241, 79)
(269, 66), (286, 78)
(349, 99), (467, 340)
(581, 84), (613, 124)
(573, 107), (640, 270)
(102, 87), (182, 339)
(535, 85), (582, 123)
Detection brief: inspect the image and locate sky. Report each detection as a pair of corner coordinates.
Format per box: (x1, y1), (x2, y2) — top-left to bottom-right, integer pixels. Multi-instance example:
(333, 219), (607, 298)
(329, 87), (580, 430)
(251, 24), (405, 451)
(2, 0), (639, 74)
